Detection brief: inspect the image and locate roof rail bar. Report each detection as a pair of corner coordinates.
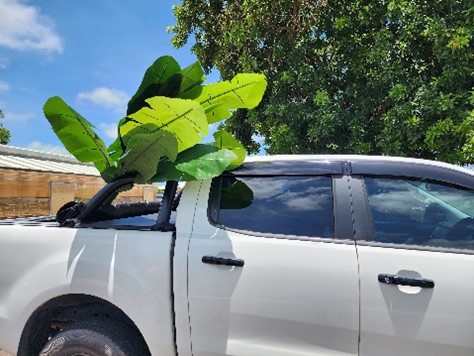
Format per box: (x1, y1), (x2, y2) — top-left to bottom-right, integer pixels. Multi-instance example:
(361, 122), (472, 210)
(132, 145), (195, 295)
(56, 176), (135, 227)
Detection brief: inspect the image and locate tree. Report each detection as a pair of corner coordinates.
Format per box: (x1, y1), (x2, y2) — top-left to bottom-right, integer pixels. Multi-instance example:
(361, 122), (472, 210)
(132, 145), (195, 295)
(170, 0), (474, 163)
(0, 108), (11, 145)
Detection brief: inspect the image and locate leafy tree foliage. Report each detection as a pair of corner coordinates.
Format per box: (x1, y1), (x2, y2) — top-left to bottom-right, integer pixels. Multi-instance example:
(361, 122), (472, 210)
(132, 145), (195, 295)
(0, 108), (11, 145)
(44, 56), (266, 183)
(170, 0), (474, 163)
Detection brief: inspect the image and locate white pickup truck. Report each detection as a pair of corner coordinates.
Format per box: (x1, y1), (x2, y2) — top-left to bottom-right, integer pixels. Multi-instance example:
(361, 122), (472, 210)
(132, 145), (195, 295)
(0, 155), (473, 356)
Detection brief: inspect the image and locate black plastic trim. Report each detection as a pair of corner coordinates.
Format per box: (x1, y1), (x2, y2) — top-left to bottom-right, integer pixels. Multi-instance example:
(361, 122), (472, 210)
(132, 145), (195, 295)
(208, 176), (222, 225)
(153, 181), (178, 231)
(349, 176), (375, 241)
(202, 256), (245, 267)
(76, 176), (135, 225)
(230, 159), (345, 176)
(378, 273), (435, 288)
(351, 161), (474, 189)
(333, 176), (354, 240)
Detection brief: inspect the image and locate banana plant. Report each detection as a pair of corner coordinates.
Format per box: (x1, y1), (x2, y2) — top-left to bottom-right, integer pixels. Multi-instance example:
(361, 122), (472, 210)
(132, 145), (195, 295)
(43, 55), (267, 183)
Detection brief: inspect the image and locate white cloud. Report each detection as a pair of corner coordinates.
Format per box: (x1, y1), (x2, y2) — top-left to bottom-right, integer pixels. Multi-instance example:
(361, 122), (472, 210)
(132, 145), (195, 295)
(99, 122), (118, 139)
(0, 81), (10, 91)
(77, 87), (129, 113)
(27, 141), (70, 155)
(3, 111), (36, 122)
(0, 0), (63, 53)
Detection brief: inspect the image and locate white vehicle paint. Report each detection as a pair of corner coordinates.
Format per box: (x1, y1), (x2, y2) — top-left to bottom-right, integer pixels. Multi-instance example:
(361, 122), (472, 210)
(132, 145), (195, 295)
(358, 247), (474, 356)
(0, 155), (472, 355)
(186, 180), (359, 356)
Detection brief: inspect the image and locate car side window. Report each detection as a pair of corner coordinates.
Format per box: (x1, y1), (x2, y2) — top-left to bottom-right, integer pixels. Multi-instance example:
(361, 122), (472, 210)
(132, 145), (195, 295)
(210, 175), (334, 238)
(364, 177), (474, 250)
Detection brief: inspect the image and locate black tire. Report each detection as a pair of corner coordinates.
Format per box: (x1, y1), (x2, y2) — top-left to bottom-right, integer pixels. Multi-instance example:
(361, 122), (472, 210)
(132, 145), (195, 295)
(39, 318), (150, 356)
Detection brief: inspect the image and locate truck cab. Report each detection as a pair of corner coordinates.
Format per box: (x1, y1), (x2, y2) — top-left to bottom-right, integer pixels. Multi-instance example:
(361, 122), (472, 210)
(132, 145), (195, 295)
(0, 155), (473, 356)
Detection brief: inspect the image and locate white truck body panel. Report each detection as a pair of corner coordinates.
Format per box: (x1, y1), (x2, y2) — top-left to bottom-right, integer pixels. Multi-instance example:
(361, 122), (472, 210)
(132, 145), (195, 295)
(0, 226), (175, 355)
(358, 246), (474, 356)
(173, 180), (202, 356)
(0, 155), (472, 355)
(186, 180), (360, 355)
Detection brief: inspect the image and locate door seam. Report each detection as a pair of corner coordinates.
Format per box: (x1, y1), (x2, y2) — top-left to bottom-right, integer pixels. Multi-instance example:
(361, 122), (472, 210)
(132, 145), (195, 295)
(348, 174), (362, 355)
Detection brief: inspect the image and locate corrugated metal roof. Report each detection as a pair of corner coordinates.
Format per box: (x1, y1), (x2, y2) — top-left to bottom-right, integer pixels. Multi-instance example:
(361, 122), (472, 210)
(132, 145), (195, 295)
(0, 144), (100, 176)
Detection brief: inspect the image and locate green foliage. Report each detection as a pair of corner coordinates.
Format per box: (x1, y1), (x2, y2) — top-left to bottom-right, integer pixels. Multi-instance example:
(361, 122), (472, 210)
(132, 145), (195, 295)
(185, 73), (268, 123)
(152, 145), (235, 181)
(170, 0), (474, 163)
(44, 56), (267, 183)
(43, 97), (115, 180)
(152, 130), (246, 181)
(213, 130), (246, 170)
(123, 97), (208, 152)
(0, 108), (11, 145)
(174, 145), (236, 180)
(126, 56), (205, 116)
(118, 128), (177, 183)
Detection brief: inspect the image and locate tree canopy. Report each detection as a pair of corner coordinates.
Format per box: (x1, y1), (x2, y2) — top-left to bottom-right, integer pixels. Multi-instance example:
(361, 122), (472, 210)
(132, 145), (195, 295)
(0, 108), (11, 145)
(170, 0), (474, 163)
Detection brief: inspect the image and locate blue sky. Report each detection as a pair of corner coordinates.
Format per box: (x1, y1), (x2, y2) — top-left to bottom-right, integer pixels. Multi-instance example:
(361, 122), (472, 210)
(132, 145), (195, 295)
(0, 0), (217, 154)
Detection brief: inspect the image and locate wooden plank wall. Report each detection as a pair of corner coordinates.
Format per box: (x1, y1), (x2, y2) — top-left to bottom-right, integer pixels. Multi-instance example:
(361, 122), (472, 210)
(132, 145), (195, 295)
(0, 169), (104, 198)
(0, 168), (157, 218)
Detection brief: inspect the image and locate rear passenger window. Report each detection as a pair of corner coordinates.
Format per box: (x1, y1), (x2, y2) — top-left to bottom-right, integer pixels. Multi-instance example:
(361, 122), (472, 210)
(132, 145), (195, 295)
(210, 175), (334, 238)
(364, 177), (474, 250)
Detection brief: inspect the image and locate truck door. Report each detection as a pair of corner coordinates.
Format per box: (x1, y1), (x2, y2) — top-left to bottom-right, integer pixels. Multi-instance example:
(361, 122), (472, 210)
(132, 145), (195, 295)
(186, 174), (359, 356)
(352, 175), (474, 356)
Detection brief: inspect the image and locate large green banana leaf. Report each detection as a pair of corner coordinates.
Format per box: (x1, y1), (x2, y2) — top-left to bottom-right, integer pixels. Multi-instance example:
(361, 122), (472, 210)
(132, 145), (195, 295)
(44, 56), (267, 185)
(43, 96), (115, 178)
(152, 144), (237, 182)
(119, 128), (178, 183)
(121, 97), (208, 153)
(182, 73), (267, 123)
(213, 130), (246, 170)
(127, 56), (181, 115)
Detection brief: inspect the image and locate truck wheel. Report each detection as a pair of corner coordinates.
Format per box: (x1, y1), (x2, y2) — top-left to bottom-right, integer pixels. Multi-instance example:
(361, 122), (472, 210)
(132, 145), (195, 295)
(39, 318), (150, 356)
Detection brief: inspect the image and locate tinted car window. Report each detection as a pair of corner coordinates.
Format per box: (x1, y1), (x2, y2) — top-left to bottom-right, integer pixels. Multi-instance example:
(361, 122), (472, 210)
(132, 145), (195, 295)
(364, 177), (474, 250)
(211, 176), (334, 238)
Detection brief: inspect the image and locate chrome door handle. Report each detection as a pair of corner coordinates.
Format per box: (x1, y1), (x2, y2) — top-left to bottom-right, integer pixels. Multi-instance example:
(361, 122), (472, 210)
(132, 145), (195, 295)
(202, 256), (245, 267)
(378, 273), (435, 288)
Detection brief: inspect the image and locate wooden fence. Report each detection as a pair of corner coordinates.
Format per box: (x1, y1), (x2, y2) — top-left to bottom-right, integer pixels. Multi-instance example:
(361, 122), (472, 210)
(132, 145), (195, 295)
(0, 168), (156, 219)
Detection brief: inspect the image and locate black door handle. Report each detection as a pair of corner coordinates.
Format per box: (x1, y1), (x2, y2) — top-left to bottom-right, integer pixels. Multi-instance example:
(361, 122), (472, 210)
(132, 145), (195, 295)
(202, 256), (245, 267)
(378, 273), (435, 288)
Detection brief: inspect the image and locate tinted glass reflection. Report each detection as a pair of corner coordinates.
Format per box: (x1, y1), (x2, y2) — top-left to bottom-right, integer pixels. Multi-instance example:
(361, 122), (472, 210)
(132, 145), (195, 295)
(216, 176), (334, 238)
(365, 177), (474, 250)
